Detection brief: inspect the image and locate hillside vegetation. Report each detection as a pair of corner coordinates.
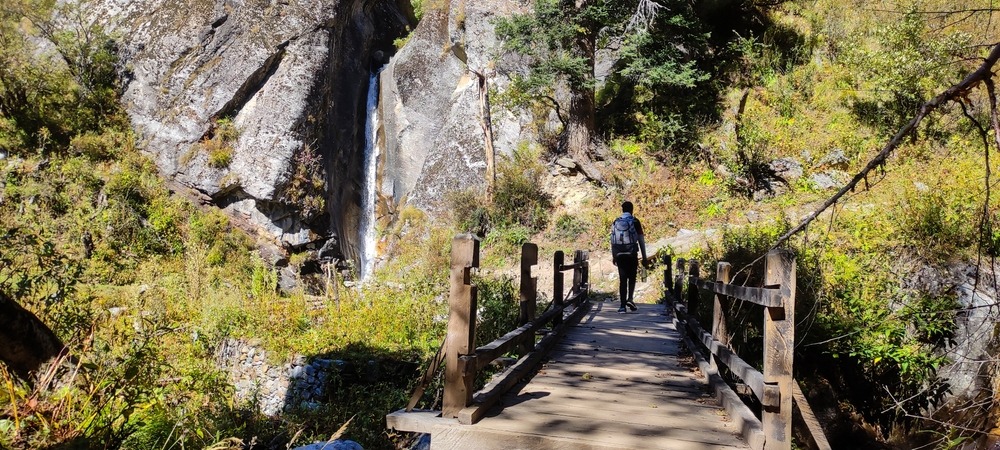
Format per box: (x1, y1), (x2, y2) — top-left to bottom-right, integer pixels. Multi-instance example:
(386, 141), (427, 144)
(1, 0), (1000, 449)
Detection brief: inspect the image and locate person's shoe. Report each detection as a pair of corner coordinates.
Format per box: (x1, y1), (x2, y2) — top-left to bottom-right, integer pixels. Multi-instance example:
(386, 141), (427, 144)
(617, 306), (626, 314)
(627, 301), (637, 312)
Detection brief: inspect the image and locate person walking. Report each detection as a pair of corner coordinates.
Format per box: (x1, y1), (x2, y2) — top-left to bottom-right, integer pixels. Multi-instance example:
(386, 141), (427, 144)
(610, 201), (648, 313)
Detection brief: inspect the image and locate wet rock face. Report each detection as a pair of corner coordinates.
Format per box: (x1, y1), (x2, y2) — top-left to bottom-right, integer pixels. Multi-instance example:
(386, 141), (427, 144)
(90, 0), (542, 262)
(90, 0), (408, 252)
(379, 0), (538, 213)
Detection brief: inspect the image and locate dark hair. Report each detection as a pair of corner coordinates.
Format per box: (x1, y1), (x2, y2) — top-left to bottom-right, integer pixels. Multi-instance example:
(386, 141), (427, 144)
(622, 201), (634, 213)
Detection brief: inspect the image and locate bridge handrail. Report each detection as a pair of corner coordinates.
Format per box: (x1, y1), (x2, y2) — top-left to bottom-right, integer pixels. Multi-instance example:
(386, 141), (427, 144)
(463, 288), (586, 373)
(402, 235), (590, 425)
(664, 251), (832, 450)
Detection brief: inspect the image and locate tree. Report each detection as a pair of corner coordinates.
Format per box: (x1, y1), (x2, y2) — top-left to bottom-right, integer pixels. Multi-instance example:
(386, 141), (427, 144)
(496, 0), (713, 168)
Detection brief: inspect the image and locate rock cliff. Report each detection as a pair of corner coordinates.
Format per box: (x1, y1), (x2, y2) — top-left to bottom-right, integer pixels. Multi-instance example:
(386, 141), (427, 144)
(379, 0), (537, 214)
(89, 0), (408, 261)
(89, 0), (541, 268)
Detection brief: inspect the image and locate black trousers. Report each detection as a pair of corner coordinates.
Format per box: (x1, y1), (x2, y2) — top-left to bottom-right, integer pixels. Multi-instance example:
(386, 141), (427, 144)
(616, 254), (638, 307)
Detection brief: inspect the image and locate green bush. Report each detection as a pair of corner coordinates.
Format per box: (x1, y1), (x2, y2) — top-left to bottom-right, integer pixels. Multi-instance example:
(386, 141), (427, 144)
(491, 144), (551, 232)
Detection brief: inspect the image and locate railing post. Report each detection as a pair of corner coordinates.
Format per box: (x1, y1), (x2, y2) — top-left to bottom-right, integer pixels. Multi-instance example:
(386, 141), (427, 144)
(582, 251), (589, 296)
(519, 243), (538, 355)
(674, 258), (685, 301)
(712, 262), (731, 374)
(662, 255), (672, 304)
(687, 260), (700, 314)
(572, 250), (584, 298)
(443, 234), (480, 418)
(553, 250), (564, 326)
(762, 249), (796, 450)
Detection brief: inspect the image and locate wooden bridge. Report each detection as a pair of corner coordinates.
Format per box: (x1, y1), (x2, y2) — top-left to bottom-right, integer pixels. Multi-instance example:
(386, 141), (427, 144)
(386, 234), (832, 450)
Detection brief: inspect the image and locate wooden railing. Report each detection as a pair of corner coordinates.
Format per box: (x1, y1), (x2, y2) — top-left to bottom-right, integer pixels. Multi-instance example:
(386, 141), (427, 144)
(403, 234), (590, 425)
(662, 250), (831, 450)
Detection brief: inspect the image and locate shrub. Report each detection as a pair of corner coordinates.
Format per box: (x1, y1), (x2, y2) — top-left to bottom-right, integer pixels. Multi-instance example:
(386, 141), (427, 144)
(549, 213), (586, 241)
(448, 189), (490, 235)
(491, 144), (551, 232)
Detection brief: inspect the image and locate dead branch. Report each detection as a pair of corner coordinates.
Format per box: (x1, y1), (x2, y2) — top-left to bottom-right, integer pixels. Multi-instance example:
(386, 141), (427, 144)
(771, 43), (1000, 249)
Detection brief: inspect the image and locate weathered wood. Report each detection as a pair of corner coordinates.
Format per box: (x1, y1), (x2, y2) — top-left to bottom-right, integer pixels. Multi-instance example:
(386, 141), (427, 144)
(695, 278), (783, 307)
(458, 299), (592, 424)
(663, 254), (672, 294)
(674, 258), (685, 301)
(762, 250), (795, 450)
(468, 305), (561, 372)
(458, 303), (748, 449)
(553, 250), (565, 326)
(406, 339), (446, 411)
(793, 382), (833, 450)
(680, 302), (766, 403)
(697, 279), (781, 307)
(571, 250), (584, 296)
(519, 243), (538, 357)
(581, 250), (589, 295)
(678, 325), (766, 450)
(386, 409), (456, 434)
(687, 260), (700, 314)
(712, 262), (731, 374)
(443, 234), (480, 418)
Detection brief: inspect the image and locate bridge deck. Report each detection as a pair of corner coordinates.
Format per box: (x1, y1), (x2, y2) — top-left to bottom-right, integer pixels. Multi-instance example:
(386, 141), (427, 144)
(395, 301), (750, 450)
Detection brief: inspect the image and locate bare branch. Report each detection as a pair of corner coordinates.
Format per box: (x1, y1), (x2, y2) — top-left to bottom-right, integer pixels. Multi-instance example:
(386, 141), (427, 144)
(626, 0), (664, 33)
(771, 43), (1000, 249)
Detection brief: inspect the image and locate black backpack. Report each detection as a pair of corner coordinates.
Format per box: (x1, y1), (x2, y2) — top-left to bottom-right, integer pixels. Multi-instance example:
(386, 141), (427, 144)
(610, 215), (639, 256)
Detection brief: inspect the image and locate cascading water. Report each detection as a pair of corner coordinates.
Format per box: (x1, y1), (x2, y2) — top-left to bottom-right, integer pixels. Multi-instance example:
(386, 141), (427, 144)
(359, 71), (381, 281)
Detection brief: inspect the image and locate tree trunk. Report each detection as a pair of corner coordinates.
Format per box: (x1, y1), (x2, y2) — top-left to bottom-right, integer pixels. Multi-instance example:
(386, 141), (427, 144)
(0, 292), (67, 380)
(564, 0), (602, 181)
(565, 88), (595, 161)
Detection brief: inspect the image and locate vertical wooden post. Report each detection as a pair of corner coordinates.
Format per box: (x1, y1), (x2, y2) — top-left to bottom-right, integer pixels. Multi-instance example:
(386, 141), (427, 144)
(687, 261), (700, 314)
(443, 234), (480, 418)
(762, 249), (796, 450)
(662, 255), (672, 304)
(674, 258), (685, 301)
(712, 262), (731, 374)
(519, 243), (538, 355)
(553, 250), (564, 326)
(581, 251), (589, 296)
(572, 250), (585, 299)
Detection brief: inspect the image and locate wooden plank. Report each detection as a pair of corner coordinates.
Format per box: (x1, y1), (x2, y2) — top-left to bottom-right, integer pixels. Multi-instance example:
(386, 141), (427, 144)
(687, 318), (766, 401)
(458, 297), (593, 424)
(468, 294), (577, 372)
(792, 382), (833, 450)
(495, 381), (726, 419)
(474, 409), (747, 449)
(516, 380), (710, 407)
(679, 330), (765, 450)
(429, 426), (631, 450)
(458, 329), (561, 424)
(695, 278), (782, 307)
(385, 409), (456, 434)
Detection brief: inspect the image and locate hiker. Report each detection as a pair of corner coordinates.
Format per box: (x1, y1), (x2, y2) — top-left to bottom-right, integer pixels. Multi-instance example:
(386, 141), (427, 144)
(610, 201), (648, 313)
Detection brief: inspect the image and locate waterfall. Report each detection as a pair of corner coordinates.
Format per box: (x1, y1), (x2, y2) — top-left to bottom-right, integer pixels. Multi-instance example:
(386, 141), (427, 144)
(359, 71), (380, 281)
